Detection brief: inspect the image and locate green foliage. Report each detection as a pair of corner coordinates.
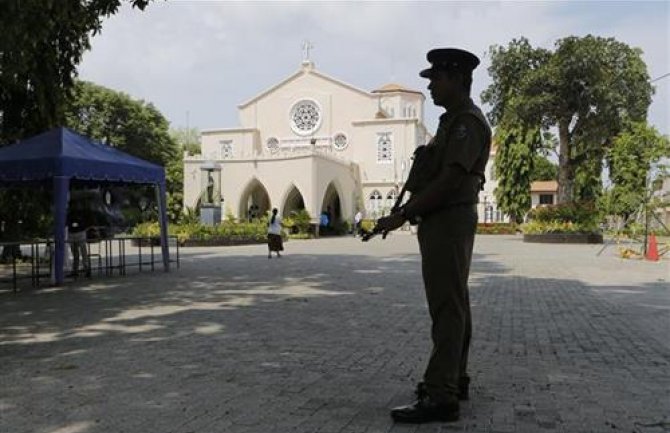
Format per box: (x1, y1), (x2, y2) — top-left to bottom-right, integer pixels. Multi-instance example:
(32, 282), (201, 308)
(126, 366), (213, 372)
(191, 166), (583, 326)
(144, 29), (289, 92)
(483, 35), (654, 204)
(65, 81), (179, 165)
(0, 188), (53, 240)
(289, 209), (312, 234)
(528, 202), (598, 224)
(65, 80), (182, 223)
(165, 159), (184, 223)
(530, 156), (558, 182)
(132, 220), (287, 245)
(0, 0), (152, 145)
(573, 153), (603, 202)
(523, 202), (599, 234)
(170, 127), (200, 155)
(522, 220), (599, 235)
(0, 0), (154, 244)
(605, 122), (670, 218)
(493, 122), (538, 223)
(181, 207), (200, 225)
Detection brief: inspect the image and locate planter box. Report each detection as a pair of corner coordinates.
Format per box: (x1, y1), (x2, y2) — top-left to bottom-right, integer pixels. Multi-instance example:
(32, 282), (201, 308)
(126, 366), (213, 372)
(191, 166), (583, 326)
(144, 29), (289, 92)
(523, 233), (603, 244)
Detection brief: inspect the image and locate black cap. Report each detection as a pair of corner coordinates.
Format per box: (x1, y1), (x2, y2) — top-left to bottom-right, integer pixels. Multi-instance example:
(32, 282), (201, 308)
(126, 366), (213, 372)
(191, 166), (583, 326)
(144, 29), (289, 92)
(419, 48), (480, 78)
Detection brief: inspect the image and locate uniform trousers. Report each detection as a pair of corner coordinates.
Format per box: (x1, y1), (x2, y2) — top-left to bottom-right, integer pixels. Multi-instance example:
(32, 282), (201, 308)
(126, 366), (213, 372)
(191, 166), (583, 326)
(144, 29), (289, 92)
(417, 204), (477, 403)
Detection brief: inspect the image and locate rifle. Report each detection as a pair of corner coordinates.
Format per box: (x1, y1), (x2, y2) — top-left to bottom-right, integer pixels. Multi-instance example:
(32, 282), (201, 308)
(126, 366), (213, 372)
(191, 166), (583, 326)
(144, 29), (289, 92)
(361, 145), (431, 242)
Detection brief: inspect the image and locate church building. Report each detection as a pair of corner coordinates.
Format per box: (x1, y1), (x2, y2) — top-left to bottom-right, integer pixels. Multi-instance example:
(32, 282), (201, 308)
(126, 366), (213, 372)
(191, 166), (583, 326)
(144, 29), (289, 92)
(183, 58), (503, 225)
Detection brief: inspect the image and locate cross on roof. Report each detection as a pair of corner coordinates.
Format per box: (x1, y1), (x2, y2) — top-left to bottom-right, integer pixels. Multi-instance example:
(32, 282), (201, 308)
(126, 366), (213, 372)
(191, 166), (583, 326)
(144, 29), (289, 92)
(302, 40), (314, 62)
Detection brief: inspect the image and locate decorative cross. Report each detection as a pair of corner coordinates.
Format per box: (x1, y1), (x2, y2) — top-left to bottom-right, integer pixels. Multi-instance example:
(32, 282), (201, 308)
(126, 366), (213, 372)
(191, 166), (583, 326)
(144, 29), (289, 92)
(302, 40), (314, 61)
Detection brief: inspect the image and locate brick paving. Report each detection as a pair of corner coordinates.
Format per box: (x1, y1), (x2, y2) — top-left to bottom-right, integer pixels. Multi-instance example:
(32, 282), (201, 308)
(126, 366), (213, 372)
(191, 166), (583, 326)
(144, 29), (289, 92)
(0, 234), (668, 433)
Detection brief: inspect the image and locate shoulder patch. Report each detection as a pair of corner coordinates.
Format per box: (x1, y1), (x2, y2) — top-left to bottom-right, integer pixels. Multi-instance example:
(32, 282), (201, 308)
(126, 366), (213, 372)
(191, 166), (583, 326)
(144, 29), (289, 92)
(454, 124), (468, 140)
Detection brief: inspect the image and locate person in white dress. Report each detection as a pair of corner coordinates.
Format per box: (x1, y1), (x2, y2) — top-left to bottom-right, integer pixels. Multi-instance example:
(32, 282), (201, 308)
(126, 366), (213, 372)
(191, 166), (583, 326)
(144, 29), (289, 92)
(267, 208), (283, 259)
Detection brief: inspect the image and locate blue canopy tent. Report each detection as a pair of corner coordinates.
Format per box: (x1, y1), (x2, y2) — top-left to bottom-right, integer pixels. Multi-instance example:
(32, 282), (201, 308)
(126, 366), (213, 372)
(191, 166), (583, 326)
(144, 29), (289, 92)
(0, 127), (170, 284)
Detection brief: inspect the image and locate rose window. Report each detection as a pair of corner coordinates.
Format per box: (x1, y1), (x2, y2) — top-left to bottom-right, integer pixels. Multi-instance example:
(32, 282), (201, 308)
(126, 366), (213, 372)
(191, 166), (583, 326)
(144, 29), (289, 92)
(266, 137), (279, 152)
(333, 133), (348, 150)
(290, 100), (321, 135)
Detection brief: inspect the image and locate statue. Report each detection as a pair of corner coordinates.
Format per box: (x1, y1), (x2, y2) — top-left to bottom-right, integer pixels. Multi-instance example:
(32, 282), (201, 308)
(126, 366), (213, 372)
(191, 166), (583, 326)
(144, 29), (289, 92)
(206, 171), (215, 204)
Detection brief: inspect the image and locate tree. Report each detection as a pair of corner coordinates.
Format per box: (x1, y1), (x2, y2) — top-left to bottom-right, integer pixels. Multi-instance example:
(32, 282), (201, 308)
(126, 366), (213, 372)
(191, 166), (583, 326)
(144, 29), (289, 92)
(483, 35), (654, 204)
(66, 81), (178, 166)
(171, 127), (201, 155)
(530, 155), (558, 182)
(0, 1), (153, 250)
(0, 0), (151, 146)
(493, 122), (540, 224)
(167, 128), (203, 223)
(65, 80), (183, 222)
(605, 121), (669, 219)
(482, 39), (546, 222)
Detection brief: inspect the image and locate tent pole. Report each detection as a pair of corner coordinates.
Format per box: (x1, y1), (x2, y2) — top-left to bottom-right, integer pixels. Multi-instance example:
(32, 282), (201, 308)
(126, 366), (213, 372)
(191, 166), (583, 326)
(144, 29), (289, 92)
(53, 176), (70, 285)
(156, 181), (170, 272)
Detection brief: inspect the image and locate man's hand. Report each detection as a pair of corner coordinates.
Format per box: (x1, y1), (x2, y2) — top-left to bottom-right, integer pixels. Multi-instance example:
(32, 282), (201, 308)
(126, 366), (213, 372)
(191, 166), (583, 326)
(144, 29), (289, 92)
(374, 212), (406, 233)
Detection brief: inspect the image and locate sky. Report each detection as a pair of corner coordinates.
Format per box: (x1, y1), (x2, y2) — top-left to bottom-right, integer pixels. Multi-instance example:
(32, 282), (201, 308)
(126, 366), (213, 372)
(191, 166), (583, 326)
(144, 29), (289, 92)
(78, 0), (670, 136)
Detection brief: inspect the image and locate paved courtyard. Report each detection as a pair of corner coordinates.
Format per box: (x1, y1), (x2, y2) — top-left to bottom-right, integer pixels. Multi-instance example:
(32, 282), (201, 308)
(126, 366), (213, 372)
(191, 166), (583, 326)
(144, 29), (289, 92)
(1, 234), (668, 433)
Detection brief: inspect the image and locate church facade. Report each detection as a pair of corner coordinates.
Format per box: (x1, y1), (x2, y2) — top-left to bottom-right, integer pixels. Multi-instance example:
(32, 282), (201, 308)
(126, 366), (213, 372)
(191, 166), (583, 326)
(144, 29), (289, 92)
(183, 60), (503, 225)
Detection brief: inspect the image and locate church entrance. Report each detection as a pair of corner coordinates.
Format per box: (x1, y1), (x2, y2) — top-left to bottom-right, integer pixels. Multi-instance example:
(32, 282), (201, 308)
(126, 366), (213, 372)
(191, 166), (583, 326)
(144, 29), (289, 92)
(282, 185), (305, 218)
(320, 182), (342, 233)
(239, 179), (271, 221)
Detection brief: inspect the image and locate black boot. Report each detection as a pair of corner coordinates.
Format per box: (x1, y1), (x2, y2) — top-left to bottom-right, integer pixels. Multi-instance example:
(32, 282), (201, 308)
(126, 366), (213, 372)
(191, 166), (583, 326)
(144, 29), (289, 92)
(416, 379), (469, 401)
(390, 393), (459, 423)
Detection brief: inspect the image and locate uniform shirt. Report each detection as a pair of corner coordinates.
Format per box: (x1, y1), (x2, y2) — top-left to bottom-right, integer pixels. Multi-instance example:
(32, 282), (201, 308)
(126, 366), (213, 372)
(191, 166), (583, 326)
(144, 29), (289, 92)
(404, 97), (491, 218)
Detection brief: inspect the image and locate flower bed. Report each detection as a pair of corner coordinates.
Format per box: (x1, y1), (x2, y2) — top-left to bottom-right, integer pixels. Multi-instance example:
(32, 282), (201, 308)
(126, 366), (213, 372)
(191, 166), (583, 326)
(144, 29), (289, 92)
(131, 221), (284, 247)
(477, 223), (518, 235)
(522, 202), (602, 244)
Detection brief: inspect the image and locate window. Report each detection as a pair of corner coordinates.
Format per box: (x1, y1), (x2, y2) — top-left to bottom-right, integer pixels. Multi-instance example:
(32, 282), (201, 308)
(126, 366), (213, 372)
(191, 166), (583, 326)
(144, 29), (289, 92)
(539, 194), (554, 205)
(369, 190), (382, 217)
(333, 133), (348, 151)
(220, 140), (233, 159)
(266, 137), (279, 152)
(377, 132), (393, 164)
(386, 189), (397, 208)
(290, 99), (321, 136)
(404, 105), (416, 118)
(485, 205), (494, 223)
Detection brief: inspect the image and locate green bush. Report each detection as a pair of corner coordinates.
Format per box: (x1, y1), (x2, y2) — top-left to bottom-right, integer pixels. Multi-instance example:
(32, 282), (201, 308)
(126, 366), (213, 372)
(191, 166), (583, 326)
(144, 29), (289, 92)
(132, 222), (161, 238)
(131, 219), (280, 244)
(523, 202), (600, 235)
(522, 220), (599, 235)
(289, 209), (312, 233)
(527, 202), (598, 224)
(181, 207), (200, 225)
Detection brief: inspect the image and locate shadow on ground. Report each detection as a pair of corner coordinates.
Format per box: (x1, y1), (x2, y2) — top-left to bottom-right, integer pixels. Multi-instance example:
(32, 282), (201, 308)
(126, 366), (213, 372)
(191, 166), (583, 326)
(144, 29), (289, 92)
(0, 246), (668, 433)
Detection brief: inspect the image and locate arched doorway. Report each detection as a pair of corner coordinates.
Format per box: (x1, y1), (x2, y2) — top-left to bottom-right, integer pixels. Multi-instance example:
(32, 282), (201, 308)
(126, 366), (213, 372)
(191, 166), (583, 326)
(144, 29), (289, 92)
(282, 185), (306, 218)
(321, 182), (342, 225)
(239, 179), (271, 221)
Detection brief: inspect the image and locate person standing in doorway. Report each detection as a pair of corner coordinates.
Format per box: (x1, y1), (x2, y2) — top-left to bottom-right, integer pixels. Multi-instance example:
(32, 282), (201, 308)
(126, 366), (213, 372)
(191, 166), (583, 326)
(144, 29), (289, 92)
(374, 48), (491, 423)
(267, 208), (284, 259)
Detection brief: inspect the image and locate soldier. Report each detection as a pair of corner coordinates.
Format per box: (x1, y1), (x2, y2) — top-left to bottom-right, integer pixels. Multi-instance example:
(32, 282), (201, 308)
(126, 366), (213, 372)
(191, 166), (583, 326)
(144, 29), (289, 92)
(375, 48), (491, 423)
